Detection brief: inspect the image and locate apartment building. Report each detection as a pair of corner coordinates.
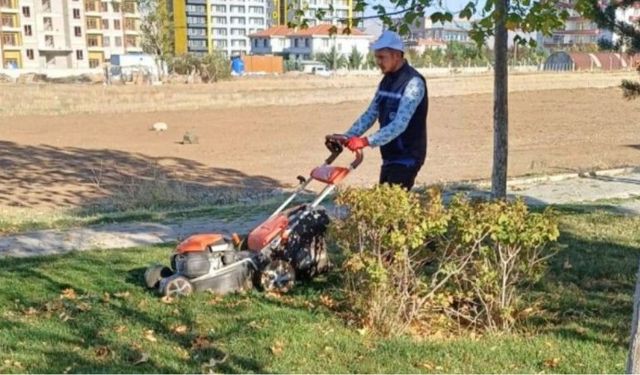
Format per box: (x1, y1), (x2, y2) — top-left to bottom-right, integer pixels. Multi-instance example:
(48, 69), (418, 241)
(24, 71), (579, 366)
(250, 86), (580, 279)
(0, 0), (141, 69)
(172, 0), (270, 57)
(271, 0), (363, 28)
(250, 24), (371, 60)
(540, 0), (640, 50)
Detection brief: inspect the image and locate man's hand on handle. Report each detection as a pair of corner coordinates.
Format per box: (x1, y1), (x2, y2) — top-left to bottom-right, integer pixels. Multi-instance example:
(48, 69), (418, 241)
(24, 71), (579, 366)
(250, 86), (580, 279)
(346, 136), (369, 151)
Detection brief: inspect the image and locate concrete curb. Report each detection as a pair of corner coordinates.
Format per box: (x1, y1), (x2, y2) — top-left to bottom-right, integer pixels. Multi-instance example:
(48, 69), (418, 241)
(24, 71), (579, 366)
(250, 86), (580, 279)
(457, 166), (640, 190)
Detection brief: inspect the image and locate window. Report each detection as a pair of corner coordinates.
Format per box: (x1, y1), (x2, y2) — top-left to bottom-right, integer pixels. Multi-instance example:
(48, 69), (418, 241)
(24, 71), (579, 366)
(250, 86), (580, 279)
(101, 1), (108, 11)
(114, 19), (120, 29)
(103, 36), (110, 47)
(87, 35), (100, 46)
(24, 25), (32, 36)
(114, 36), (122, 46)
(43, 17), (53, 31)
(101, 19), (109, 29)
(304, 38), (309, 47)
(26, 49), (34, 59)
(294, 38), (299, 47)
(89, 58), (100, 68)
(263, 39), (268, 47)
(253, 39), (258, 47)
(44, 35), (54, 47)
(124, 18), (136, 30)
(74, 26), (81, 36)
(73, 8), (80, 18)
(125, 35), (137, 47)
(214, 5), (225, 12)
(22, 6), (30, 17)
(112, 2), (119, 12)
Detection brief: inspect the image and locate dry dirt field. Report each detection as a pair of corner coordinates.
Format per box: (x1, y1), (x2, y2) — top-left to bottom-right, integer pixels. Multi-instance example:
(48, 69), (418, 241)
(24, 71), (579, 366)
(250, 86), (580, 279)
(1, 71), (639, 211)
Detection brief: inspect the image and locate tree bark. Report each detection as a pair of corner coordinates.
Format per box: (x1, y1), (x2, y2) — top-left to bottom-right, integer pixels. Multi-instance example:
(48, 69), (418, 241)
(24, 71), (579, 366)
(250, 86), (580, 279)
(492, 0), (509, 199)
(627, 258), (640, 373)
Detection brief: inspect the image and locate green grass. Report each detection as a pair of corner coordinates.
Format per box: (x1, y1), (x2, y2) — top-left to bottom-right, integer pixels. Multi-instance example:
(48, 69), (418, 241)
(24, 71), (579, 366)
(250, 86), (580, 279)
(0, 206), (638, 373)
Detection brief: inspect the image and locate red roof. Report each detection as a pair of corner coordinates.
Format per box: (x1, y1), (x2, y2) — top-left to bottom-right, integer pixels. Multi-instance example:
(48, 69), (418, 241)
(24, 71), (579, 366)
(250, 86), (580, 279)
(249, 24), (367, 38)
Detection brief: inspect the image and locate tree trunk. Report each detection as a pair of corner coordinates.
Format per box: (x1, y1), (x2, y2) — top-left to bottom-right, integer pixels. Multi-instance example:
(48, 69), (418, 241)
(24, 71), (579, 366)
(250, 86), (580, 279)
(627, 258), (640, 373)
(492, 0), (509, 199)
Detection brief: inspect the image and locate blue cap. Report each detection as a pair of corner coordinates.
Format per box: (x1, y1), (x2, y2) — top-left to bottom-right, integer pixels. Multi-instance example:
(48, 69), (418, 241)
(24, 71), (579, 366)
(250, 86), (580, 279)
(371, 30), (404, 52)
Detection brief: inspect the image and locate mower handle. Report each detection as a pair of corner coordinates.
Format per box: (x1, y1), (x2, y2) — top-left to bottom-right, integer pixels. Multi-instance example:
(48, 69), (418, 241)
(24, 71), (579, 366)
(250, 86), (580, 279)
(324, 134), (363, 169)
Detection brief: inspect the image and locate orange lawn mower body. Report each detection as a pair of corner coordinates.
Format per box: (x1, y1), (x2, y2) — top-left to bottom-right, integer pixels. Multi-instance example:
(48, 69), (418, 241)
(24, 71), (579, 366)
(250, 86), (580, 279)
(144, 135), (363, 297)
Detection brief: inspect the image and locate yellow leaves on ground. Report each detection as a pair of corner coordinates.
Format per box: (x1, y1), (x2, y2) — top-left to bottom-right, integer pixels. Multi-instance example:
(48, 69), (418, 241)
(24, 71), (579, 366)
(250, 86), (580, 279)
(270, 340), (285, 356)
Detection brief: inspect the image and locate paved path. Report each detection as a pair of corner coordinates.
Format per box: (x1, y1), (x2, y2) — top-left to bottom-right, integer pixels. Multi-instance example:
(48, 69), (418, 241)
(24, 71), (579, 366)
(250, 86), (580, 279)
(1, 168), (639, 258)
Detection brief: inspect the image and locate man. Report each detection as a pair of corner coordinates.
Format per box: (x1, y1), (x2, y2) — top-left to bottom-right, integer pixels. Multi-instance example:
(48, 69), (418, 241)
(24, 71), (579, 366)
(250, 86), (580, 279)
(341, 30), (428, 190)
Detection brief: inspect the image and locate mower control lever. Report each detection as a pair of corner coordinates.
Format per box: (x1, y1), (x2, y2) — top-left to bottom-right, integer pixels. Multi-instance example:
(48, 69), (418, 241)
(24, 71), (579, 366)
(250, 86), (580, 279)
(324, 134), (347, 165)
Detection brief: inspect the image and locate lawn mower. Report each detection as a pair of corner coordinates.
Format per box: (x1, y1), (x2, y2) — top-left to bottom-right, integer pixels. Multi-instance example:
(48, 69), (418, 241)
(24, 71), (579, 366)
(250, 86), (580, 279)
(144, 135), (363, 297)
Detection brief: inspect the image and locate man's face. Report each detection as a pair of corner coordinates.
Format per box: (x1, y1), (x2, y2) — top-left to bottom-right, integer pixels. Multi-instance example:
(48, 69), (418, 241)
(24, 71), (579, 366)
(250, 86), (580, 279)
(375, 49), (403, 74)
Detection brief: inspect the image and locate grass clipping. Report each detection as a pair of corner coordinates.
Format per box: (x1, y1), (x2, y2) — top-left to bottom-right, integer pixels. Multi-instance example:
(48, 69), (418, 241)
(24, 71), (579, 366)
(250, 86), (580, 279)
(330, 185), (559, 336)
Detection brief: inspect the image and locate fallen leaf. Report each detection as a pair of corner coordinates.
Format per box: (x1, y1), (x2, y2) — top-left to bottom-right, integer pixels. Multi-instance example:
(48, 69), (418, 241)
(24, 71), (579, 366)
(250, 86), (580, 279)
(59, 312), (72, 322)
(543, 357), (561, 368)
(63, 365), (73, 374)
(114, 291), (131, 299)
(270, 340), (285, 356)
(61, 288), (77, 300)
(94, 346), (111, 359)
(207, 295), (223, 305)
(356, 327), (368, 336)
(420, 362), (434, 370)
(132, 352), (149, 365)
(247, 320), (263, 330)
(76, 302), (92, 312)
(143, 330), (157, 342)
(175, 346), (190, 359)
(563, 259), (573, 270)
(435, 366), (444, 371)
(161, 296), (174, 304)
(172, 325), (188, 334)
(320, 294), (337, 309)
(101, 293), (111, 303)
(23, 307), (38, 316)
(115, 325), (128, 334)
(265, 291), (283, 300)
(303, 301), (316, 310)
(191, 336), (212, 350)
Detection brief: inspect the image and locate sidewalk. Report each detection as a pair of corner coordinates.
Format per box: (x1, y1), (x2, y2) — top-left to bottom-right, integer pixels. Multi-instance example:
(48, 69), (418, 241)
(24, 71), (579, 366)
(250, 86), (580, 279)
(1, 168), (639, 258)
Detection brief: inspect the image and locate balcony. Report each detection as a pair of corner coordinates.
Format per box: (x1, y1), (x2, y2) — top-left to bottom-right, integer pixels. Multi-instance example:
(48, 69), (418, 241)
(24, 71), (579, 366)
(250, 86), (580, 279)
(0, 0), (18, 12)
(1, 17), (19, 30)
(84, 0), (100, 15)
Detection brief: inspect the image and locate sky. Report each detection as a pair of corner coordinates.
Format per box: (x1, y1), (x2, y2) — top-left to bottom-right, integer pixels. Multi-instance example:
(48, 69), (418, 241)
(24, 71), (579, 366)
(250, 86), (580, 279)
(363, 0), (485, 17)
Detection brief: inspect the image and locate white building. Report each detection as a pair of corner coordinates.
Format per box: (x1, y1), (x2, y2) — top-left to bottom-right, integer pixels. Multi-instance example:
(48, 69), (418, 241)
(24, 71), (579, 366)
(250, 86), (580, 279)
(249, 24), (371, 60)
(291, 0), (363, 27)
(540, 0), (639, 50)
(1, 0), (141, 69)
(211, 0), (269, 56)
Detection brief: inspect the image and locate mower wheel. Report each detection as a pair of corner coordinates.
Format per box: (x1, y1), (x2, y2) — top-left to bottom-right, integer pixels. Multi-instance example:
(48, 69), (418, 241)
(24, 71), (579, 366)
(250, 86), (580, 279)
(259, 260), (296, 293)
(161, 275), (194, 297)
(144, 264), (173, 289)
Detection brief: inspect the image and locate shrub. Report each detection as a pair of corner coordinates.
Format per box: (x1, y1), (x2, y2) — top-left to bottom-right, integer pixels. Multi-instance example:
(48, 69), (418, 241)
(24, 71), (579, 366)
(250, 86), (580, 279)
(330, 185), (559, 336)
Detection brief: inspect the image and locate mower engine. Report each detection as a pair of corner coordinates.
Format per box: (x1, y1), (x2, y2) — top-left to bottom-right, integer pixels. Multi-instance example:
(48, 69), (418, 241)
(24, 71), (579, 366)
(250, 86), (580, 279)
(145, 234), (256, 297)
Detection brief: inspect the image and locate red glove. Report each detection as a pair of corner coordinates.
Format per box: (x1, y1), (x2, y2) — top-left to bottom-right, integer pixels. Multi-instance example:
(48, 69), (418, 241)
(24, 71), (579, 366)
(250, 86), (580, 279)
(346, 136), (369, 151)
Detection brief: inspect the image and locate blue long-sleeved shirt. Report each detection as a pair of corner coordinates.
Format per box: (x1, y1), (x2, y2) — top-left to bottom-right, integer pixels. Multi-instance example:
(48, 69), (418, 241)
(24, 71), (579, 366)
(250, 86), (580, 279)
(344, 76), (425, 147)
